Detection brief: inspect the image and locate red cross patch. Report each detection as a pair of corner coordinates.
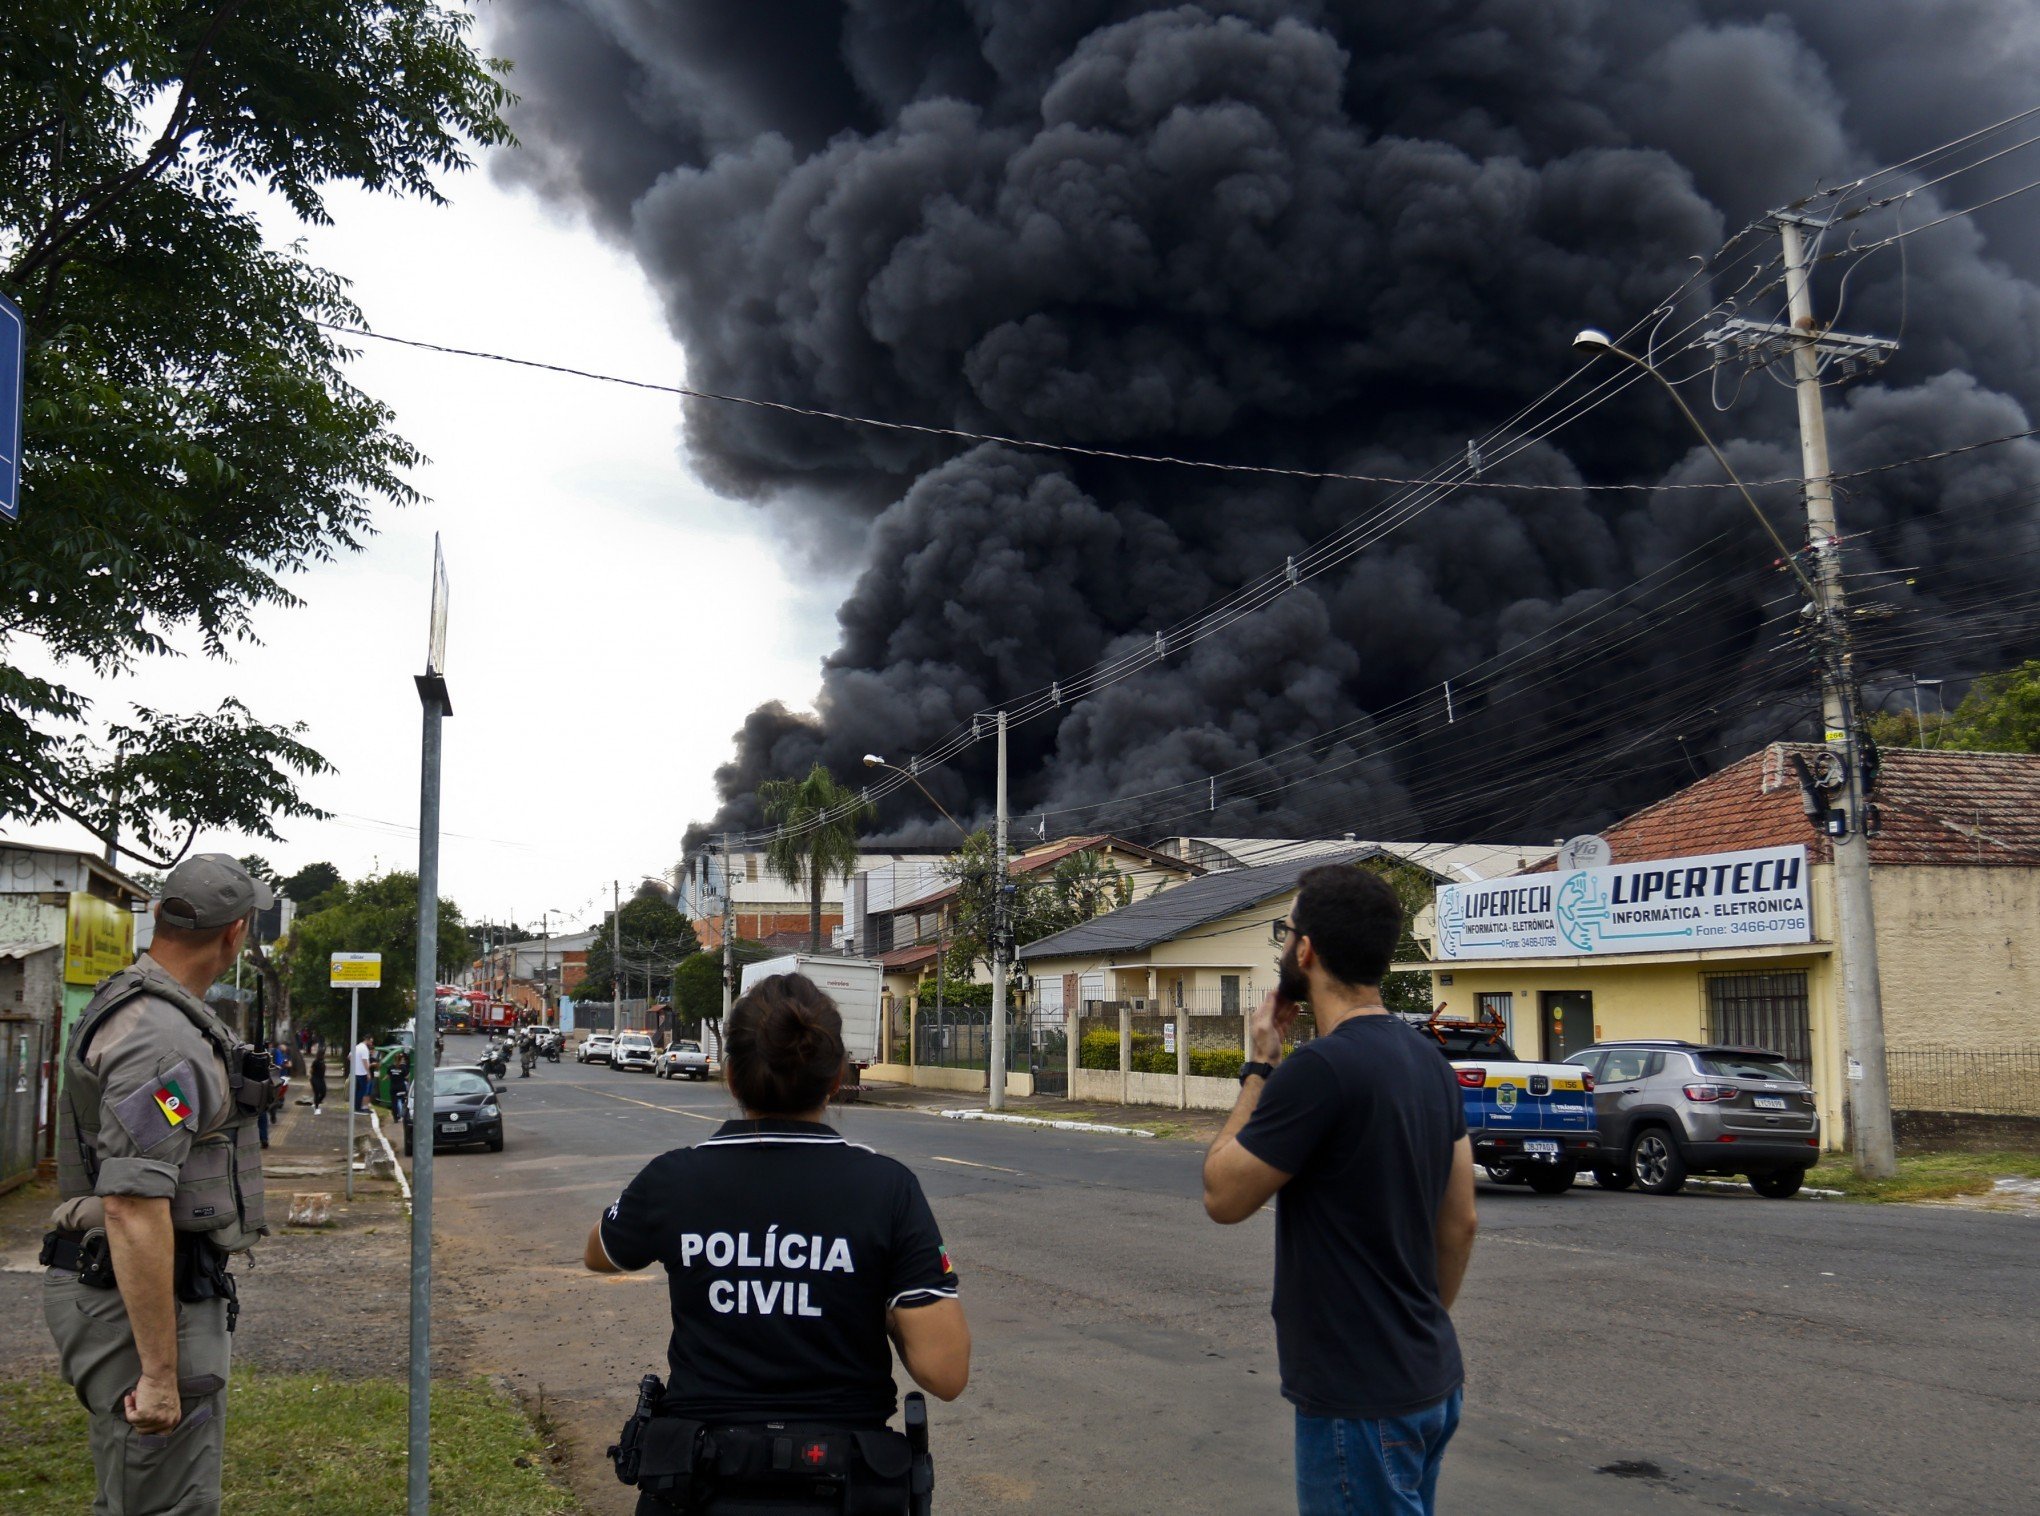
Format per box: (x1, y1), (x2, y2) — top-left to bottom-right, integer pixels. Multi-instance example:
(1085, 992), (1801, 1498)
(801, 1442), (828, 1467)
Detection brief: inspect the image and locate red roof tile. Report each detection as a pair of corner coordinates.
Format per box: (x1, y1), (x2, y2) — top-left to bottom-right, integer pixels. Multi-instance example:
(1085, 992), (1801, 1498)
(1533, 745), (2040, 870)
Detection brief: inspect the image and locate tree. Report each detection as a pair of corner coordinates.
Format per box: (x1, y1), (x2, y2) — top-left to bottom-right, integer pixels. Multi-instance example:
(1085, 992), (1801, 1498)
(942, 834), (1132, 981)
(288, 871), (471, 1041)
(670, 953), (723, 1034)
(1, 4), (511, 866)
(283, 860), (344, 905)
(1867, 661), (2040, 755)
(759, 764), (874, 952)
(1943, 660), (2040, 753)
(1358, 856), (1444, 1018)
(580, 884), (700, 1001)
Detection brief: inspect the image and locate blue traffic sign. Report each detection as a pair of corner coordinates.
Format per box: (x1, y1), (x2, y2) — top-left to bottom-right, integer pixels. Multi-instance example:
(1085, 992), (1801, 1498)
(0, 287), (21, 522)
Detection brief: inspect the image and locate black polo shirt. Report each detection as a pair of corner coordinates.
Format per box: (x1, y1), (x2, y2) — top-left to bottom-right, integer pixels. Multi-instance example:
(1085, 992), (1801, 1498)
(599, 1119), (959, 1423)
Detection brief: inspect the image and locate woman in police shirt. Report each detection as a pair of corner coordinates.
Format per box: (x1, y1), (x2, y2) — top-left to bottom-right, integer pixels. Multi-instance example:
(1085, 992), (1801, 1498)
(585, 974), (970, 1494)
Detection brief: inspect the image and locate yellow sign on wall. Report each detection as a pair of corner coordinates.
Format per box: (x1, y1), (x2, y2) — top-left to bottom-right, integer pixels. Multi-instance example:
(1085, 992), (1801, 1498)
(64, 893), (136, 986)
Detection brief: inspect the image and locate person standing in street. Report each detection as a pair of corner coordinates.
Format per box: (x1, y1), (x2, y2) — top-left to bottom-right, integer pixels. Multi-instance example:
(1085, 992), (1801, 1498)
(1203, 866), (1479, 1516)
(42, 853), (281, 1516)
(351, 1033), (372, 1113)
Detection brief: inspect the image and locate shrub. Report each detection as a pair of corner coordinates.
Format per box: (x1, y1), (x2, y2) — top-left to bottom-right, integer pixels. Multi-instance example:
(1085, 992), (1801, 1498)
(1078, 1032), (1243, 1079)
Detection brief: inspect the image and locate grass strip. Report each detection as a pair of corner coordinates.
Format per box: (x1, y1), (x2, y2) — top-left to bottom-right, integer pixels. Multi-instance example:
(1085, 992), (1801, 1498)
(0, 1372), (579, 1516)
(1807, 1147), (2038, 1202)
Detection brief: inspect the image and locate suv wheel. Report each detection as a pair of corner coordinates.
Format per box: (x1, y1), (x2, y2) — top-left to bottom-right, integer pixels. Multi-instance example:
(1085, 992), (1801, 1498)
(1749, 1168), (1807, 1200)
(1526, 1164), (1577, 1196)
(1592, 1163), (1634, 1191)
(1481, 1162), (1525, 1186)
(1630, 1129), (1687, 1196)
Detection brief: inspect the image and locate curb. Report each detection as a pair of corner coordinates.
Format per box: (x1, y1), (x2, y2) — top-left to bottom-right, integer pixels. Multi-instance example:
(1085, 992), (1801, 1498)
(939, 1110), (1156, 1138)
(1578, 1171), (1841, 1200)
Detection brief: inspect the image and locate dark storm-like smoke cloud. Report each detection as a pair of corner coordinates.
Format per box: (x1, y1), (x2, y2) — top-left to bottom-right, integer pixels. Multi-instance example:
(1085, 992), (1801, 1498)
(486, 1), (2040, 846)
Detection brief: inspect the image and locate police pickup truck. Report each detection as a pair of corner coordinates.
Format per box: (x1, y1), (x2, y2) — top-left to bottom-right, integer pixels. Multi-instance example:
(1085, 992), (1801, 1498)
(1417, 1013), (1600, 1195)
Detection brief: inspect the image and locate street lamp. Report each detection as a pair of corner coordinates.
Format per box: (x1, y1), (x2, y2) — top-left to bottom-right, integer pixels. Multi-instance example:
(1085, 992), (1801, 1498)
(1570, 330), (1820, 603)
(864, 753), (971, 840)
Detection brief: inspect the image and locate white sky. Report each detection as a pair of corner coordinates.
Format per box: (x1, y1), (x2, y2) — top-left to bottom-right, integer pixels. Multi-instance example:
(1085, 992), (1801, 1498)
(11, 159), (847, 933)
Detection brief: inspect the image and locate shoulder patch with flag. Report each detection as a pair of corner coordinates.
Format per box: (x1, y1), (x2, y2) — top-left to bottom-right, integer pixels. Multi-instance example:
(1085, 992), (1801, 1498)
(112, 1058), (202, 1152)
(939, 1244), (954, 1275)
(154, 1080), (192, 1126)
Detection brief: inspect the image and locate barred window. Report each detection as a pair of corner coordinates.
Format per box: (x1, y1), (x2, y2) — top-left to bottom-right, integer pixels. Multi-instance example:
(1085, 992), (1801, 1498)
(1705, 971), (1811, 1081)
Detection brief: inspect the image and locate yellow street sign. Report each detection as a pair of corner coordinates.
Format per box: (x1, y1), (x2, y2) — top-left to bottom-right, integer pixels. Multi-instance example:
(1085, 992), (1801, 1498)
(330, 952), (383, 989)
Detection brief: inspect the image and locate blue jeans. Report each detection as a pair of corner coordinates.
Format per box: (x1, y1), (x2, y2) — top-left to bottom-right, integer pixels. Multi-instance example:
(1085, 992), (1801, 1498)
(1295, 1391), (1462, 1515)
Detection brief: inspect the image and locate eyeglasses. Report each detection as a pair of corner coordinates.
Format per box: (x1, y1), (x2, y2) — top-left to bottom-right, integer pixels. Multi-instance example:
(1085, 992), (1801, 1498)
(1270, 919), (1297, 946)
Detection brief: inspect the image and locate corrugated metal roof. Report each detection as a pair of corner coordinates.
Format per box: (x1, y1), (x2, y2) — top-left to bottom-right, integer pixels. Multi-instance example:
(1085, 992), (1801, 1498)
(1018, 848), (1376, 960)
(0, 941), (60, 961)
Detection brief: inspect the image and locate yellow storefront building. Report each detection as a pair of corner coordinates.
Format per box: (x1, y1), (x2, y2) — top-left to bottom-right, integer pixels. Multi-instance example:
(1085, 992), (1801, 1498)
(1418, 745), (2040, 1151)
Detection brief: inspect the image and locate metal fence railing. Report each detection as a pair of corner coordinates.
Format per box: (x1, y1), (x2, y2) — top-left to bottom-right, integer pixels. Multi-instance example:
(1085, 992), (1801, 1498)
(1887, 1047), (2040, 1118)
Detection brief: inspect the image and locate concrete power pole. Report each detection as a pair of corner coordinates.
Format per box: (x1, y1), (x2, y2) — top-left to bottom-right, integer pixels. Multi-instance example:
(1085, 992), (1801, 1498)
(1714, 215), (1899, 1178)
(721, 836), (736, 1027)
(987, 710), (1010, 1112)
(612, 879), (624, 1034)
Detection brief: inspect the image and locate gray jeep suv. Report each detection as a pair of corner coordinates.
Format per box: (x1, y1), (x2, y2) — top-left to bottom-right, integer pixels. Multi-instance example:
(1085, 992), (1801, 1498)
(1564, 1041), (1822, 1198)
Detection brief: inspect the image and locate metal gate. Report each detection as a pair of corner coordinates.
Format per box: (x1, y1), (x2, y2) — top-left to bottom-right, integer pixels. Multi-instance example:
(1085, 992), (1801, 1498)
(1027, 1022), (1068, 1098)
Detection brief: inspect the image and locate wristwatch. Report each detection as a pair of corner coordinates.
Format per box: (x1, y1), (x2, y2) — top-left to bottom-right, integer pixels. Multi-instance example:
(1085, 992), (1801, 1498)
(1240, 1061), (1276, 1084)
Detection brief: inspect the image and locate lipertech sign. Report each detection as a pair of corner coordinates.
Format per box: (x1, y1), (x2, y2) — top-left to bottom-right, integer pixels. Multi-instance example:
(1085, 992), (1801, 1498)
(1434, 845), (1812, 961)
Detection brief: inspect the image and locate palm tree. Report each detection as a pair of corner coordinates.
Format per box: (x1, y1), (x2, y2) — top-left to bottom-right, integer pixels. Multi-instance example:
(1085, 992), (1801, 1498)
(759, 763), (875, 952)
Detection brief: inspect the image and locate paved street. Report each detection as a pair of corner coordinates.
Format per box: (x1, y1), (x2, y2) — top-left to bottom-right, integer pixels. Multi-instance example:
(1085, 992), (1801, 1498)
(428, 1061), (2038, 1515)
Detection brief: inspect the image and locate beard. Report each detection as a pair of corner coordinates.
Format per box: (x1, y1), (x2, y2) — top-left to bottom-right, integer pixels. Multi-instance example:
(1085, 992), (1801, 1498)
(1277, 941), (1310, 1006)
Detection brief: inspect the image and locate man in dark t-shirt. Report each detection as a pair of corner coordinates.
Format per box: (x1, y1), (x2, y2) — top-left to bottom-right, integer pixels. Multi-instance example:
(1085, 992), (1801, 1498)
(1204, 866), (1479, 1516)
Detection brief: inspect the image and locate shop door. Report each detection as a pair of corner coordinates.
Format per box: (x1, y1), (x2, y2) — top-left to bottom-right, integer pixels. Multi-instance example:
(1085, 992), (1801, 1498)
(1538, 991), (1594, 1063)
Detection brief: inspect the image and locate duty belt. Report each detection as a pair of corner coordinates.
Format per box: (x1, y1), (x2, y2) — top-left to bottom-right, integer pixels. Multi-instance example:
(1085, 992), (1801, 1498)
(41, 1228), (241, 1332)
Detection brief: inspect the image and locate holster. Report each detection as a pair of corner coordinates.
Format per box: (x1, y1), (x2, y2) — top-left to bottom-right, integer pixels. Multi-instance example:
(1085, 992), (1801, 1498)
(174, 1233), (240, 1332)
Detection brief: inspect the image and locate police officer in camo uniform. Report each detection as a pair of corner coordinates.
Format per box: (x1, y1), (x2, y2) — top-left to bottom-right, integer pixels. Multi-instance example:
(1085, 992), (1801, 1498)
(43, 853), (281, 1516)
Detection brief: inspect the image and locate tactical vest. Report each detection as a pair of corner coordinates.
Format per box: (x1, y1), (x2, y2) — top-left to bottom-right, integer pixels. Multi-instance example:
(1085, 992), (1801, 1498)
(59, 964), (278, 1252)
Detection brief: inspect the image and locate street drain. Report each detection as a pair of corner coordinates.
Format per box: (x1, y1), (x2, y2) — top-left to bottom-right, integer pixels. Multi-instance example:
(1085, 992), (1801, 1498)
(1598, 1461), (1669, 1481)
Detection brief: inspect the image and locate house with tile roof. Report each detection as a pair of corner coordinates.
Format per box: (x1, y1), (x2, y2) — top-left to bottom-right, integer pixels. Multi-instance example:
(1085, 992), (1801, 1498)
(1418, 744), (2040, 1149)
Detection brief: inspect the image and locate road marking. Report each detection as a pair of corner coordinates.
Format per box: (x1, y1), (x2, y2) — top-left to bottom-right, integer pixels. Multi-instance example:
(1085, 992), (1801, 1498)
(931, 1155), (1024, 1174)
(575, 1086), (721, 1122)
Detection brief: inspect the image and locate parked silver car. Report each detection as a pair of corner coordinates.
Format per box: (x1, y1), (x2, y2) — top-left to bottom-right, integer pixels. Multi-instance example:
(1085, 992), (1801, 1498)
(1564, 1041), (1822, 1198)
(655, 1039), (714, 1081)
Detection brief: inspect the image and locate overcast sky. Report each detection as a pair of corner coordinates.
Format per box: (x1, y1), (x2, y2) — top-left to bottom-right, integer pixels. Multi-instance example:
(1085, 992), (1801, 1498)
(13, 155), (847, 935)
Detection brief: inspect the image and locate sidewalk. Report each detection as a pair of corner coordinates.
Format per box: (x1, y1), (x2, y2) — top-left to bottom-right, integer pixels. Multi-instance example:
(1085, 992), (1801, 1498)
(854, 1078), (1230, 1141)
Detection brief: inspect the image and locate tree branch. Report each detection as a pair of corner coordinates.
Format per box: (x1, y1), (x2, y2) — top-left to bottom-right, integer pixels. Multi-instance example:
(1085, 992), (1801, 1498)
(8, 1), (249, 287)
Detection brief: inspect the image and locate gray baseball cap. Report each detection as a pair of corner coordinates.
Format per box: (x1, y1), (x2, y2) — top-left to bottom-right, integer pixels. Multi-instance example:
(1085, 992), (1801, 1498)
(158, 853), (276, 930)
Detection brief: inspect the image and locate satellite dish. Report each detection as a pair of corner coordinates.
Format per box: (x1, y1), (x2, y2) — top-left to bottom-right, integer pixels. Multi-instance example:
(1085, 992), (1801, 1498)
(1559, 835), (1612, 872)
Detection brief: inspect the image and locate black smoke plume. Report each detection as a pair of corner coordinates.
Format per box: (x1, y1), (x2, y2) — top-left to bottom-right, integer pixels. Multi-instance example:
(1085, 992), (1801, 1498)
(486, 1), (2040, 847)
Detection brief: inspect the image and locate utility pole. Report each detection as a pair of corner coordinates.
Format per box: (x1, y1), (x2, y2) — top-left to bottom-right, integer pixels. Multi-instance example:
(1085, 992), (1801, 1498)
(612, 880), (623, 1034)
(1711, 215), (1898, 1177)
(988, 710), (1010, 1112)
(720, 836), (736, 1027)
(541, 911), (551, 1023)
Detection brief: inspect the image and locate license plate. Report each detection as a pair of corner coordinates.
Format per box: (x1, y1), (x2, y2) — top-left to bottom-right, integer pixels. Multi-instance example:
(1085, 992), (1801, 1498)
(442, 1119), (464, 1128)
(1754, 1096), (1787, 1110)
(1523, 1140), (1560, 1157)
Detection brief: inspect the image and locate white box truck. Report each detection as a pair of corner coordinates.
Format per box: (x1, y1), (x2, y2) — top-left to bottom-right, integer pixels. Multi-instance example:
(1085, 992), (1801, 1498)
(738, 954), (885, 1090)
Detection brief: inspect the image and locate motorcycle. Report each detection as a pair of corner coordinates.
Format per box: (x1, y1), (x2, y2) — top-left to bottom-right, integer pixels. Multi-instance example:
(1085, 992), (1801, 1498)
(478, 1040), (509, 1081)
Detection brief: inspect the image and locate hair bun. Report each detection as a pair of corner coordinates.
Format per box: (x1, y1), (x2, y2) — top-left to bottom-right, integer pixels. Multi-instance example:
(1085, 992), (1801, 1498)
(725, 973), (847, 1115)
